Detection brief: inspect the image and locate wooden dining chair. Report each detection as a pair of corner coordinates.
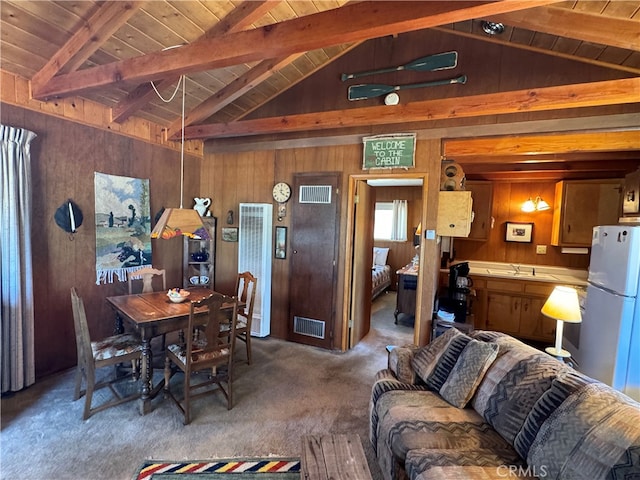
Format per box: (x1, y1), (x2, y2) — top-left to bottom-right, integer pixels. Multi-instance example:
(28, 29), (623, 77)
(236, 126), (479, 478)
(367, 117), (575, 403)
(164, 292), (238, 425)
(70, 288), (143, 420)
(127, 267), (166, 294)
(128, 267), (168, 350)
(234, 272), (257, 365)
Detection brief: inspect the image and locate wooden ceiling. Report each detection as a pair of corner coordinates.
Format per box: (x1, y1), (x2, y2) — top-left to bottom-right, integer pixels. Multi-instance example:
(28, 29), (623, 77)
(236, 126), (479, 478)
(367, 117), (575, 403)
(1, 0), (639, 180)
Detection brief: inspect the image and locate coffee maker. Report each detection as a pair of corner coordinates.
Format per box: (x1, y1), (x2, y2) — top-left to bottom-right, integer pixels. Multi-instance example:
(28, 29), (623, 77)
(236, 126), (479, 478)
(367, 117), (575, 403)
(449, 262), (471, 294)
(437, 262), (472, 323)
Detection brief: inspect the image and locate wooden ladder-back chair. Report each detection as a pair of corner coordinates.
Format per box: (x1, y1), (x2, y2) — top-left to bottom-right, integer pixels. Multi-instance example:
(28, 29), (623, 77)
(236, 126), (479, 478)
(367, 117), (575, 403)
(164, 293), (238, 425)
(235, 272), (257, 365)
(127, 267), (166, 294)
(70, 288), (143, 420)
(128, 267), (167, 350)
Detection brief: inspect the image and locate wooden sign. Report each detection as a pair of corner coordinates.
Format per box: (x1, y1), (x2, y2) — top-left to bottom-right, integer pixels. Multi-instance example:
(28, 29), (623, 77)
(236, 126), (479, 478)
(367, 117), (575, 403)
(363, 134), (416, 169)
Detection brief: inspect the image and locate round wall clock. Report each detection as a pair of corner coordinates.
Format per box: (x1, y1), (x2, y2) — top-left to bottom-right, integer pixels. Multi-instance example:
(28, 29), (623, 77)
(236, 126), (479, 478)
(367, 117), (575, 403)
(272, 182), (291, 203)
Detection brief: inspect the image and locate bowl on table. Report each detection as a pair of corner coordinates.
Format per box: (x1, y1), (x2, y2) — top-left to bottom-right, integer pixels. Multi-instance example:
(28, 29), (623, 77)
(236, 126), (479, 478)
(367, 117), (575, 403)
(189, 275), (209, 285)
(167, 289), (190, 303)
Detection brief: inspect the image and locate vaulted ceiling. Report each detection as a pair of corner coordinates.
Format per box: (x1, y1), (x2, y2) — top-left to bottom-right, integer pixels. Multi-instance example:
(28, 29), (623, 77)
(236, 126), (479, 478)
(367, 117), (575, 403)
(1, 1), (639, 180)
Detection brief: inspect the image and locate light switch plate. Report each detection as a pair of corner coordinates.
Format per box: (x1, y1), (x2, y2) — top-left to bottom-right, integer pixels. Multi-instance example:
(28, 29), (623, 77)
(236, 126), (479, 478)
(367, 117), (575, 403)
(536, 245), (547, 254)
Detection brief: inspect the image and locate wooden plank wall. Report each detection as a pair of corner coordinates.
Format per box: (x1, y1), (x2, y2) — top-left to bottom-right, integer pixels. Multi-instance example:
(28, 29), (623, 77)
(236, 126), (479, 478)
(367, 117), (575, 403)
(201, 142), (442, 348)
(454, 182), (590, 269)
(2, 104), (201, 378)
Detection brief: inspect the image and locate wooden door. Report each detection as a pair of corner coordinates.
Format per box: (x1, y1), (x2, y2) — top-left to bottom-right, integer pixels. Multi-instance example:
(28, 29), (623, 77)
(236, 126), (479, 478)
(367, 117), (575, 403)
(289, 173), (341, 349)
(349, 180), (374, 348)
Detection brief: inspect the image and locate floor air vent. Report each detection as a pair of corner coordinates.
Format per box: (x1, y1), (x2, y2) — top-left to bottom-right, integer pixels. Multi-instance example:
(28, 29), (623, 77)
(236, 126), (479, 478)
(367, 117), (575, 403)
(293, 316), (326, 339)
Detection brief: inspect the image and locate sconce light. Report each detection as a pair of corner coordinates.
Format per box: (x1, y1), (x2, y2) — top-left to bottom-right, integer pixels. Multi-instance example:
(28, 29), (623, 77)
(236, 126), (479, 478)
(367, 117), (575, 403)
(522, 195), (551, 213)
(542, 286), (582, 360)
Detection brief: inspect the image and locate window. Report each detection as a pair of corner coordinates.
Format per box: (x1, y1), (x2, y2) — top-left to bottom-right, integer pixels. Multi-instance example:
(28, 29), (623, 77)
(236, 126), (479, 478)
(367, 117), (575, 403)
(374, 200), (407, 241)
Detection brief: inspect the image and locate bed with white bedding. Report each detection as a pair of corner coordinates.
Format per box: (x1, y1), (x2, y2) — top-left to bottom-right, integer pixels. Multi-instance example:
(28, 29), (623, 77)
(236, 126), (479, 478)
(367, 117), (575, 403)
(372, 247), (391, 300)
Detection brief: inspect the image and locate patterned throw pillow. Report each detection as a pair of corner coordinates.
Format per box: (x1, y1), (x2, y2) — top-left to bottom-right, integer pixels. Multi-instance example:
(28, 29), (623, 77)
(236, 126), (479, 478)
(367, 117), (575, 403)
(425, 333), (473, 391)
(412, 327), (465, 384)
(439, 339), (500, 408)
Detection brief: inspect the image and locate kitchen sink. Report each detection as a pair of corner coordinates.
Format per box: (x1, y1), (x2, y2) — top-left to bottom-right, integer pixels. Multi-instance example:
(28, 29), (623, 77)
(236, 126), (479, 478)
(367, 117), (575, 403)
(485, 269), (557, 281)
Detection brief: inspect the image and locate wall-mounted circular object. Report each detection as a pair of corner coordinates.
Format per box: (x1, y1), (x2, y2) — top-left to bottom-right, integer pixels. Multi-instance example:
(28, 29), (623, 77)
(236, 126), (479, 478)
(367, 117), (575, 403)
(482, 21), (505, 35)
(54, 199), (83, 233)
(384, 92), (400, 105)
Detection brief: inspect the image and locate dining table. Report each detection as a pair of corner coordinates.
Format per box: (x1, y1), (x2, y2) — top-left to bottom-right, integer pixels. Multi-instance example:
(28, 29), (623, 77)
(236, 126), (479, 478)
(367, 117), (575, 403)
(106, 287), (239, 415)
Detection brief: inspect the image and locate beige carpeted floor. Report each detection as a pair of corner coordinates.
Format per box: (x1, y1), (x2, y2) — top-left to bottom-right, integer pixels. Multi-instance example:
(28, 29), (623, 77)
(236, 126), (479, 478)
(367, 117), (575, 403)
(1, 292), (413, 480)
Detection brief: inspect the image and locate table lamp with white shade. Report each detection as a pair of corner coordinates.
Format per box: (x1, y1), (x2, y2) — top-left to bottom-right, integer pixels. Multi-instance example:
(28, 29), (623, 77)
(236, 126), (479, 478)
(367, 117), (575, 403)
(541, 286), (582, 360)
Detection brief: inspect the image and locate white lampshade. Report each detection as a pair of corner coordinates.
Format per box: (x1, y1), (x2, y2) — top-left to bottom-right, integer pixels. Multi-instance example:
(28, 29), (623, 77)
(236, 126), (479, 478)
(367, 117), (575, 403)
(536, 197), (551, 211)
(542, 286), (582, 359)
(541, 286), (582, 324)
(521, 198), (536, 213)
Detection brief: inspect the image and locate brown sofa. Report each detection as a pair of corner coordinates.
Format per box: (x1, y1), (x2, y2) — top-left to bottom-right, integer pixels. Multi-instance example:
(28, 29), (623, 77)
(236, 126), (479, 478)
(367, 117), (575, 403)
(370, 329), (640, 480)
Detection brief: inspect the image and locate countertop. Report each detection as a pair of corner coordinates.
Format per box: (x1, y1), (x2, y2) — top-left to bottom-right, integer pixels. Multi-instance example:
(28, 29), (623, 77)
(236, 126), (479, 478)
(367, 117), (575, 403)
(443, 260), (588, 287)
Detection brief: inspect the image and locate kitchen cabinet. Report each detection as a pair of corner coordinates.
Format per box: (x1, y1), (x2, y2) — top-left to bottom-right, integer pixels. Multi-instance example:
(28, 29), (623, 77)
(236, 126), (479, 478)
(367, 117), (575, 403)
(551, 179), (623, 247)
(437, 191), (473, 237)
(183, 216), (216, 290)
(465, 181), (493, 241)
(483, 279), (556, 343)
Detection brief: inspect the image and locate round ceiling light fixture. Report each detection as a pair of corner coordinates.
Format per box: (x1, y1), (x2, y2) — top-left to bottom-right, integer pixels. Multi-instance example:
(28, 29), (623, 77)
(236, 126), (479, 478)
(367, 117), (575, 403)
(481, 21), (505, 36)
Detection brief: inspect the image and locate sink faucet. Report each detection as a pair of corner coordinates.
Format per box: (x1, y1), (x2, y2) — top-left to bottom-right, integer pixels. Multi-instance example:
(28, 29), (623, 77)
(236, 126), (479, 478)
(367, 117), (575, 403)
(510, 264), (521, 275)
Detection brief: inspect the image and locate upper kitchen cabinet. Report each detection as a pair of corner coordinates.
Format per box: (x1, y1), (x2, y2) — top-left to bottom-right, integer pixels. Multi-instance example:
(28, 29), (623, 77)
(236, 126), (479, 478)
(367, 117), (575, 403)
(551, 179), (623, 247)
(465, 181), (494, 241)
(437, 191), (473, 238)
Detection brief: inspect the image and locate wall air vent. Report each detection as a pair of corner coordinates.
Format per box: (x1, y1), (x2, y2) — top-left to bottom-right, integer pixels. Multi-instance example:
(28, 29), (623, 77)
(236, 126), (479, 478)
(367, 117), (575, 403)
(293, 316), (326, 339)
(299, 185), (332, 204)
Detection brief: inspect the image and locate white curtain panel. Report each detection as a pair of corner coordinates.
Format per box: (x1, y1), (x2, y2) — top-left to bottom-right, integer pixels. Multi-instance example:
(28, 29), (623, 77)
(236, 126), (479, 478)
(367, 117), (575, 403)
(1, 124), (36, 393)
(391, 200), (408, 241)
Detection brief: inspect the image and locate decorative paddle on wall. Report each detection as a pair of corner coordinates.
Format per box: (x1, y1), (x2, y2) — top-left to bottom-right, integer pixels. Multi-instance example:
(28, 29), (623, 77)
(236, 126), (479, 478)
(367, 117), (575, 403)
(341, 51), (458, 81)
(348, 74), (467, 101)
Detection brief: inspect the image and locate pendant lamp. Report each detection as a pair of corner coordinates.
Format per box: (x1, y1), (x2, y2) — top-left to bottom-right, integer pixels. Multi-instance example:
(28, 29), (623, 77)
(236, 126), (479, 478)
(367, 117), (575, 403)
(150, 75), (208, 240)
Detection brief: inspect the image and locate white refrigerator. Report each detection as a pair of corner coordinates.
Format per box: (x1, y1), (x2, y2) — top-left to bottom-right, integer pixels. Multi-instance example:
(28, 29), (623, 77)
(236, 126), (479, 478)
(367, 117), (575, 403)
(575, 225), (640, 401)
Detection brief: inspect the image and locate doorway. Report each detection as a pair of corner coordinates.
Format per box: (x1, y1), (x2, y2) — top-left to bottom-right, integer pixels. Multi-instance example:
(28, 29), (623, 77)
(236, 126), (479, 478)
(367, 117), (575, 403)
(343, 173), (429, 350)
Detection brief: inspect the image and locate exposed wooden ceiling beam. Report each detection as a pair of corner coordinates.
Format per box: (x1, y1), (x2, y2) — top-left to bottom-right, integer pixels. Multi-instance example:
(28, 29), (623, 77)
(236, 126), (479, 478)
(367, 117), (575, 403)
(112, 0), (280, 123)
(31, 1), (144, 92)
(444, 130), (640, 157)
(490, 6), (640, 52)
(167, 42), (362, 137)
(467, 170), (629, 181)
(166, 54), (302, 136)
(181, 77), (639, 140)
(451, 151), (640, 165)
(462, 159), (640, 175)
(33, 0), (558, 100)
(432, 27), (640, 76)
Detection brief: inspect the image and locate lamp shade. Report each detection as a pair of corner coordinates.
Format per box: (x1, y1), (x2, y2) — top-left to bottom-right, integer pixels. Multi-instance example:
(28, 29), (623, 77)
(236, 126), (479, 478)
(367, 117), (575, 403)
(536, 197), (550, 211)
(151, 208), (209, 240)
(541, 286), (582, 323)
(521, 198), (536, 213)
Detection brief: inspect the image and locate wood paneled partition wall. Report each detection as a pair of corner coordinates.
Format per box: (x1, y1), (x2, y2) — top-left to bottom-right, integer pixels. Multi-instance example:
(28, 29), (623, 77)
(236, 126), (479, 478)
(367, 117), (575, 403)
(2, 104), (202, 378)
(202, 141), (443, 348)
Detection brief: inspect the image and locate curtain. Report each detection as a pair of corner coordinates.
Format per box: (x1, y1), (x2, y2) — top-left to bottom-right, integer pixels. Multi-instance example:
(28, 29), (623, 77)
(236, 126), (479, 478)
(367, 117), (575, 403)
(1, 125), (36, 393)
(391, 200), (408, 241)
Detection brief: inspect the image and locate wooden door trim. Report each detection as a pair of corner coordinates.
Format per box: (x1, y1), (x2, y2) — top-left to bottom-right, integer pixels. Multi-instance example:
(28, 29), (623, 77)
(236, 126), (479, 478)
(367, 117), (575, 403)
(343, 172), (429, 350)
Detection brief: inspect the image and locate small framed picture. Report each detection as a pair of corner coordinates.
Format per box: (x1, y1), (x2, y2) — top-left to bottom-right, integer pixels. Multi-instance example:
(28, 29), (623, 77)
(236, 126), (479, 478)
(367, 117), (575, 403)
(505, 222), (533, 243)
(221, 227), (238, 242)
(275, 226), (287, 259)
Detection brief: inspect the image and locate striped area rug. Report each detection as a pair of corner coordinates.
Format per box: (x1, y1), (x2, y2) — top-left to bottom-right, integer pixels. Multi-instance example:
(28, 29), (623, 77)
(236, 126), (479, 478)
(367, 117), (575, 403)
(135, 459), (301, 480)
